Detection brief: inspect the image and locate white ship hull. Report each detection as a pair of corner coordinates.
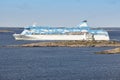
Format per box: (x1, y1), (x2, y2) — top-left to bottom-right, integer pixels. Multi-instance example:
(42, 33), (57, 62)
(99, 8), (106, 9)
(13, 34), (109, 41)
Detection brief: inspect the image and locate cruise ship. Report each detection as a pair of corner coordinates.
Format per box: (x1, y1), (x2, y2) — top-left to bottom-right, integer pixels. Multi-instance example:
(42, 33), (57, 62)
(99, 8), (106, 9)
(13, 21), (110, 41)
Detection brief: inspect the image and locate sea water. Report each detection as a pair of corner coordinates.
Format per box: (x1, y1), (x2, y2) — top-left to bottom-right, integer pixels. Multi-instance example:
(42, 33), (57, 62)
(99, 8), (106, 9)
(0, 27), (120, 80)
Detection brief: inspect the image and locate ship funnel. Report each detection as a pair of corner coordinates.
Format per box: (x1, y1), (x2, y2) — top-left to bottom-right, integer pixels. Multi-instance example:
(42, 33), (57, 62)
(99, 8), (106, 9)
(78, 20), (88, 27)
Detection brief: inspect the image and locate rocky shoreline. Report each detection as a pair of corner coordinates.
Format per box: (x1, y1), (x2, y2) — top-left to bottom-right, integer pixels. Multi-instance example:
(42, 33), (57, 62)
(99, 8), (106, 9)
(95, 47), (120, 54)
(21, 41), (120, 47)
(2, 40), (120, 54)
(3, 40), (120, 47)
(21, 40), (120, 54)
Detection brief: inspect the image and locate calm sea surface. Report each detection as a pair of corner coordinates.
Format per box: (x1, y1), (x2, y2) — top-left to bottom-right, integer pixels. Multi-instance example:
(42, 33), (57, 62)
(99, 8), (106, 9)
(0, 27), (120, 80)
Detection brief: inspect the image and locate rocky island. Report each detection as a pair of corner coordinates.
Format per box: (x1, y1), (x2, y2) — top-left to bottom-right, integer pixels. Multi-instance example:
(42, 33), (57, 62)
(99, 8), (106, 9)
(2, 40), (120, 54)
(95, 47), (120, 54)
(5, 40), (120, 47)
(23, 41), (120, 47)
(0, 30), (13, 33)
(21, 40), (120, 54)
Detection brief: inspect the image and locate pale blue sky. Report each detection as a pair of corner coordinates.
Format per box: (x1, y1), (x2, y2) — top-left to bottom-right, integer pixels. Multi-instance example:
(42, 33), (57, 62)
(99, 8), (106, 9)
(0, 0), (120, 27)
